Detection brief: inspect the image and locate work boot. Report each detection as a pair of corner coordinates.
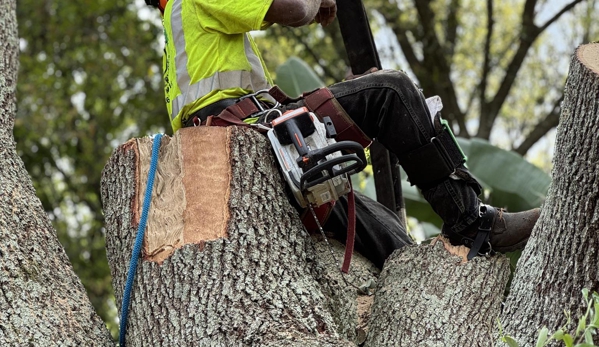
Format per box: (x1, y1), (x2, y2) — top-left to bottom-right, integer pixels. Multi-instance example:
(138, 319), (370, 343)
(444, 204), (541, 259)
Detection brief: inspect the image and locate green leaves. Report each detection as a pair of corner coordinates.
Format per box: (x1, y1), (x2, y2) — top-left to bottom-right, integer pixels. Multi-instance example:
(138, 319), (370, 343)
(536, 327), (549, 347)
(502, 335), (521, 347)
(457, 138), (551, 212)
(275, 57), (326, 98)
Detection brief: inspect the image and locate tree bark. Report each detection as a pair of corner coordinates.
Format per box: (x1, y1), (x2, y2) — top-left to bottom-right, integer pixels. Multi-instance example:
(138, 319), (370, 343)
(102, 126), (512, 346)
(367, 240), (510, 347)
(0, 1), (113, 345)
(501, 43), (599, 346)
(102, 127), (374, 346)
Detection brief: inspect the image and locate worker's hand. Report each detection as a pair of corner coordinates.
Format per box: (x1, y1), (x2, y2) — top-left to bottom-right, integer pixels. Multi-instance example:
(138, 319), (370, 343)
(315, 0), (337, 27)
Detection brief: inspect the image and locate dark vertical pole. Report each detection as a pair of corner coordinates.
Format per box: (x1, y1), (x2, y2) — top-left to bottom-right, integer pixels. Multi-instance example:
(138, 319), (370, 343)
(336, 0), (406, 223)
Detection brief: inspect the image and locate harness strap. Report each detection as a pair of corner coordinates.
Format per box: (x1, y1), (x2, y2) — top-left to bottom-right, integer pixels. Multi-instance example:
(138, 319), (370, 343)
(341, 183), (356, 273)
(269, 85), (301, 104)
(301, 186), (358, 273)
(466, 205), (496, 260)
(444, 204), (496, 260)
(188, 97), (266, 128)
(397, 122), (466, 187)
(302, 88), (372, 148)
(218, 97), (262, 122)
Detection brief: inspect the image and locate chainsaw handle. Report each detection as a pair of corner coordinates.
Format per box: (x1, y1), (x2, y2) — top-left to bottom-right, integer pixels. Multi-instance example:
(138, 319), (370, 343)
(285, 119), (309, 157)
(300, 141), (367, 190)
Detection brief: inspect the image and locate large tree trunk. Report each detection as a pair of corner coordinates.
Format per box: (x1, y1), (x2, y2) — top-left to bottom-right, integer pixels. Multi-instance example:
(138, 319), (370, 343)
(0, 1), (112, 345)
(102, 127), (367, 346)
(367, 240), (510, 347)
(102, 126), (511, 346)
(501, 43), (599, 346)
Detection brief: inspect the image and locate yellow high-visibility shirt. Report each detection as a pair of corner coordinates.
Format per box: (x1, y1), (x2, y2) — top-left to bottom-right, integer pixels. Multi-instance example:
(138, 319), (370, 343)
(162, 0), (275, 132)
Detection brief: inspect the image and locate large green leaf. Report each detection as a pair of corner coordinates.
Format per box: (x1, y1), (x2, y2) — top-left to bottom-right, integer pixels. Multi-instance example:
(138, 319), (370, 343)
(457, 138), (551, 211)
(275, 57), (325, 97)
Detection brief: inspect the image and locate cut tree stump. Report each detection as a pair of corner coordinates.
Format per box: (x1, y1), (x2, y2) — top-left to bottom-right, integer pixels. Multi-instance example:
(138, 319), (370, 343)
(102, 126), (372, 346)
(367, 239), (510, 347)
(101, 125), (511, 346)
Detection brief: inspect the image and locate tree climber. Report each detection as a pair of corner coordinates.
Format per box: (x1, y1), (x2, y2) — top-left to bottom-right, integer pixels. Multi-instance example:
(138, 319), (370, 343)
(146, 0), (540, 267)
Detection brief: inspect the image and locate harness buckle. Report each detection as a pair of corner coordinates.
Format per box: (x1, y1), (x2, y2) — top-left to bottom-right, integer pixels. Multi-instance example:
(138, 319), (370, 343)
(238, 89), (281, 116)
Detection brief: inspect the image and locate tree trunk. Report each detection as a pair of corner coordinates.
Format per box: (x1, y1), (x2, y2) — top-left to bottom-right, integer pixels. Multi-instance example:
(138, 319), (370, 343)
(102, 126), (511, 346)
(0, 1), (112, 345)
(501, 43), (599, 346)
(102, 127), (372, 346)
(367, 240), (510, 347)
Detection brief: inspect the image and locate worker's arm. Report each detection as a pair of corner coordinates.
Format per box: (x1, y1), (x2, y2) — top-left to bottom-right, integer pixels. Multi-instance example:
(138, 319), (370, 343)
(265, 0), (337, 27)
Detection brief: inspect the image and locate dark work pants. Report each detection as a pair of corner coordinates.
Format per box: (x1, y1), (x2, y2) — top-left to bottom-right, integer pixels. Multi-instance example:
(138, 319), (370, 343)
(283, 70), (481, 268)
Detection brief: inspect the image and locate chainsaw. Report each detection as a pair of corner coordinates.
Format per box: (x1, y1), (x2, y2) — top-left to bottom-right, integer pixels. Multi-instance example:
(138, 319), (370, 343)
(267, 107), (367, 208)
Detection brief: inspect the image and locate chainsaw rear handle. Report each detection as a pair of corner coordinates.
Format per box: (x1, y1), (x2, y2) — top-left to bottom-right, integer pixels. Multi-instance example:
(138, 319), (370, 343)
(272, 109), (315, 158)
(286, 117), (309, 157)
(300, 141), (367, 190)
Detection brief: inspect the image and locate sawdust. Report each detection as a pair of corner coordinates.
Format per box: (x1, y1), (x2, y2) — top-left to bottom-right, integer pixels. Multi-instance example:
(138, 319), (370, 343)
(431, 235), (470, 263)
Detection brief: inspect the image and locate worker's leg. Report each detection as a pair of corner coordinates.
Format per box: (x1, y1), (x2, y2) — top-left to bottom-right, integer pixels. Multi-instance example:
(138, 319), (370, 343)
(322, 70), (480, 233)
(323, 70), (539, 255)
(323, 191), (412, 269)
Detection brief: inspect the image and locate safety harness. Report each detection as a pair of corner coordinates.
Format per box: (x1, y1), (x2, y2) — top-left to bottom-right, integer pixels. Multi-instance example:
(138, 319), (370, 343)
(186, 86), (369, 273)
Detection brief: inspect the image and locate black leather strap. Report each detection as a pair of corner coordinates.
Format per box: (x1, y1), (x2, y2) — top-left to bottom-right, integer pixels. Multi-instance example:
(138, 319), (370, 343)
(183, 98), (238, 127)
(466, 205), (496, 260)
(442, 204), (496, 260)
(397, 124), (466, 187)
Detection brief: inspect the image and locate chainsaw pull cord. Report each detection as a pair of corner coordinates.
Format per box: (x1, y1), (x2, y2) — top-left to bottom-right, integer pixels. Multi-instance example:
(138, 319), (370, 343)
(341, 180), (356, 273)
(119, 133), (163, 347)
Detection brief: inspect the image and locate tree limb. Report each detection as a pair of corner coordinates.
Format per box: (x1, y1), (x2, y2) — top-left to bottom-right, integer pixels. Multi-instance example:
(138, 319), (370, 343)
(377, 4), (423, 73)
(514, 95), (563, 155)
(478, 0), (540, 139)
(479, 0), (584, 139)
(445, 0), (460, 61)
(411, 0), (467, 134)
(478, 0), (494, 119)
(539, 0), (586, 32)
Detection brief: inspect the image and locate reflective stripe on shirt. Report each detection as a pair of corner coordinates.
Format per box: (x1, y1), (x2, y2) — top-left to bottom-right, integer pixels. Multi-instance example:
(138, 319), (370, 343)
(169, 0), (271, 120)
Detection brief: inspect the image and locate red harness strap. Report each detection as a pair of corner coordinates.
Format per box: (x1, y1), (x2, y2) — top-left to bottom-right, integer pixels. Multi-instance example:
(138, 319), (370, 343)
(302, 88), (372, 148)
(300, 187), (357, 274)
(341, 182), (356, 273)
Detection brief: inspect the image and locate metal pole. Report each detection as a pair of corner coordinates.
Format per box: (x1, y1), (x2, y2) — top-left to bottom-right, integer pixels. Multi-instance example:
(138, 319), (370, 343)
(336, 0), (406, 224)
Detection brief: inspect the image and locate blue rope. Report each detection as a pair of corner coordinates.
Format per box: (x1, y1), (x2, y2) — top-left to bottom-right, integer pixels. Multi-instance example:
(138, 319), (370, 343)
(119, 134), (163, 346)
